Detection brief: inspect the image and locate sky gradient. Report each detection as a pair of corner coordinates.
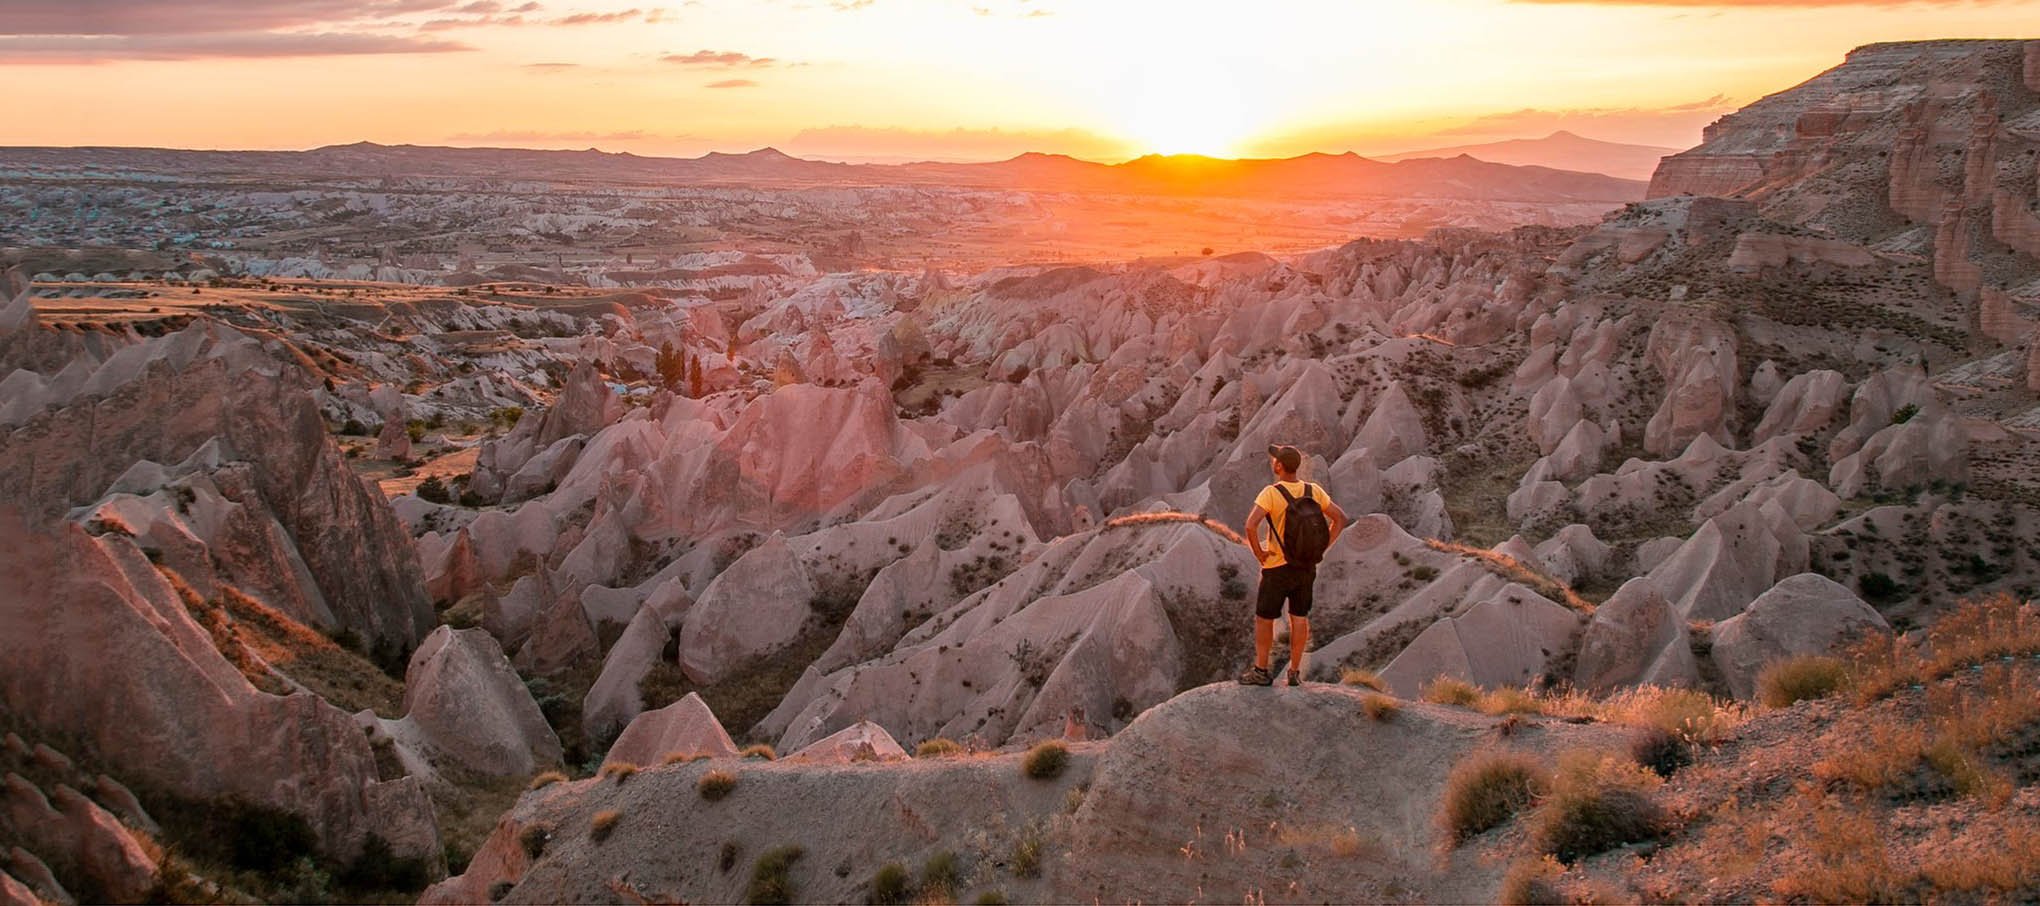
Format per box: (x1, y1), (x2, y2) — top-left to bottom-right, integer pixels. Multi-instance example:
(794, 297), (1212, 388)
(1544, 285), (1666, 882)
(1, 0), (2036, 161)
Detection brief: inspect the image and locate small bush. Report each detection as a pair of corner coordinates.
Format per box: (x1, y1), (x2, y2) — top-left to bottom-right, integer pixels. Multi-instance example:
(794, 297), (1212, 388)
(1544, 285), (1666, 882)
(747, 845), (804, 905)
(699, 769), (738, 801)
(1422, 676), (1482, 707)
(488, 880), (514, 902)
(416, 475), (450, 504)
(916, 738), (965, 758)
(1440, 750), (1548, 844)
(1361, 694), (1399, 722)
(1479, 687), (1547, 716)
(973, 892), (1010, 905)
(518, 824), (551, 861)
(920, 851), (961, 899)
(1757, 655), (1851, 708)
(1340, 668), (1387, 691)
(868, 862), (913, 905)
(1021, 740), (1068, 779)
(664, 751), (712, 765)
(1529, 752), (1665, 863)
(741, 744), (777, 761)
(1011, 829), (1043, 879)
(1630, 726), (1691, 779)
(527, 771), (567, 791)
(601, 762), (639, 784)
(590, 809), (621, 843)
(1498, 856), (1567, 906)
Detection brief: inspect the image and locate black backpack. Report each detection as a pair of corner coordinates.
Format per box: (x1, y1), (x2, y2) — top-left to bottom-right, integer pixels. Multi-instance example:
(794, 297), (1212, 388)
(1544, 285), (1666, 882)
(1273, 483), (1331, 566)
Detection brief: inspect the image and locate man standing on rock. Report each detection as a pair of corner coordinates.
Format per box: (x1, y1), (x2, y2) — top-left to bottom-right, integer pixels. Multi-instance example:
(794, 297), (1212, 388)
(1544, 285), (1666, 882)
(1240, 444), (1346, 687)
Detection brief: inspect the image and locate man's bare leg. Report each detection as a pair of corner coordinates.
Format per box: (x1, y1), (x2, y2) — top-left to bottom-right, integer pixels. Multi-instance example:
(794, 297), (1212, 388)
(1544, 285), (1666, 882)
(1254, 617), (1276, 671)
(1287, 616), (1310, 676)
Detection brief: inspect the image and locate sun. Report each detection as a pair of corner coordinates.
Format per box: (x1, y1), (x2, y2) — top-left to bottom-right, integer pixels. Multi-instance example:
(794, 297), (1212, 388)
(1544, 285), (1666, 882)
(1120, 67), (1253, 158)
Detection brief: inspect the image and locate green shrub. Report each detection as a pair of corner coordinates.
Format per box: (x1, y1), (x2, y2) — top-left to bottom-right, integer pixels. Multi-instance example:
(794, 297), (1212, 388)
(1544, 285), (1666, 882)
(915, 737), (965, 758)
(416, 475), (450, 504)
(1757, 655), (1851, 708)
(747, 845), (804, 905)
(1021, 740), (1068, 780)
(868, 862), (913, 905)
(1439, 751), (1548, 844)
(1529, 752), (1666, 863)
(699, 769), (738, 801)
(920, 851), (960, 899)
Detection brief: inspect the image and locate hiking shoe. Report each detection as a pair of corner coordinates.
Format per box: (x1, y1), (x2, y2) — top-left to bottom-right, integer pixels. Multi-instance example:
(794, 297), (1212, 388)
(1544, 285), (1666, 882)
(1286, 669), (1302, 687)
(1237, 666), (1273, 686)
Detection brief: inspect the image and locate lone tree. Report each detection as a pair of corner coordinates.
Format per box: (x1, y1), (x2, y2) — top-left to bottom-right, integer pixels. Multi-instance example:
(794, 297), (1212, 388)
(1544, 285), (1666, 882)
(656, 341), (687, 390)
(688, 358), (705, 399)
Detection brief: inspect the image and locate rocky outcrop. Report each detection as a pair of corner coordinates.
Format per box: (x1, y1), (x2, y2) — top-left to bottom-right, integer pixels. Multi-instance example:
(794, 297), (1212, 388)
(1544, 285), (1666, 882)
(1710, 573), (1891, 699)
(603, 693), (740, 767)
(0, 518), (440, 866)
(368, 627), (562, 778)
(1572, 578), (1698, 692)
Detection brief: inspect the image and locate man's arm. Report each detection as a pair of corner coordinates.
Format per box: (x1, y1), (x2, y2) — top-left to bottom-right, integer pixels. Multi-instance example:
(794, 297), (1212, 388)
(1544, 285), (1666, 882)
(1244, 505), (1270, 564)
(1324, 499), (1348, 547)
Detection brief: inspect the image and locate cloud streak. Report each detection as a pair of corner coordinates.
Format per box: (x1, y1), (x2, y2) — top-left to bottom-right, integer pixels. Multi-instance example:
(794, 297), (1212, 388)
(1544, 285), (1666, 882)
(662, 49), (776, 67)
(0, 1), (464, 35)
(0, 32), (472, 63)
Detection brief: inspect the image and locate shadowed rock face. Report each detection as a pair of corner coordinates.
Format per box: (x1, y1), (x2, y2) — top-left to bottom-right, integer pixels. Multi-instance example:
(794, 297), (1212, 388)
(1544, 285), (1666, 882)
(0, 515), (440, 867)
(0, 291), (443, 866)
(0, 322), (432, 648)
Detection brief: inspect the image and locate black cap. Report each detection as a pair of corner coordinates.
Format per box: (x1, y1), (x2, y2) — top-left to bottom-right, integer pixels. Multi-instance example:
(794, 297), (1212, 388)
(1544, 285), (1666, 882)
(1266, 444), (1302, 472)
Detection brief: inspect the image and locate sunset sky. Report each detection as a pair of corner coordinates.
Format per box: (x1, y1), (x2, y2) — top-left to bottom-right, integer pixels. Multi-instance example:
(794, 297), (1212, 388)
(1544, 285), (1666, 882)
(1, 0), (2035, 162)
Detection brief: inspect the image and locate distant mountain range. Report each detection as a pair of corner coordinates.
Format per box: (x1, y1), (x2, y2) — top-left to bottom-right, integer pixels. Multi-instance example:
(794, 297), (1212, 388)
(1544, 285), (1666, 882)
(1375, 131), (1679, 182)
(0, 141), (1648, 204)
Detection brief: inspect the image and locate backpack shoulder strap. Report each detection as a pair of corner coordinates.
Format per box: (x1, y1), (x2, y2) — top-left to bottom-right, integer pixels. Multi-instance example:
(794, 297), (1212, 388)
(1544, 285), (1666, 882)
(1273, 483), (1296, 504)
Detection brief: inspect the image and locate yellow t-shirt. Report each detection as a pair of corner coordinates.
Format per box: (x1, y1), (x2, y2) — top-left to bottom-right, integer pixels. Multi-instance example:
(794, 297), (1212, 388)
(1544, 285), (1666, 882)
(1253, 481), (1332, 569)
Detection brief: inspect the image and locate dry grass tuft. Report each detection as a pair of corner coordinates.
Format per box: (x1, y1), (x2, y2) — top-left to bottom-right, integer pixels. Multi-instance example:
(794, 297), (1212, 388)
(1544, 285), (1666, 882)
(1421, 676), (1481, 707)
(1846, 593), (2040, 702)
(527, 771), (568, 791)
(915, 738), (965, 758)
(663, 751), (713, 766)
(698, 769), (738, 801)
(741, 744), (777, 761)
(589, 809), (621, 843)
(1528, 750), (1665, 864)
(1553, 685), (1747, 745)
(1339, 668), (1387, 691)
(1479, 686), (1547, 716)
(600, 762), (639, 784)
(1360, 694), (1399, 722)
(1020, 740), (1068, 780)
(1497, 855), (1567, 906)
(1756, 655), (1850, 708)
(1440, 750), (1548, 844)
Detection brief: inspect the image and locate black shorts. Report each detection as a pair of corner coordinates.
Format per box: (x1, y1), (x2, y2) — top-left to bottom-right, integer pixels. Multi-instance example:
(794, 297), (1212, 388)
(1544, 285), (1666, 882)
(1255, 564), (1316, 619)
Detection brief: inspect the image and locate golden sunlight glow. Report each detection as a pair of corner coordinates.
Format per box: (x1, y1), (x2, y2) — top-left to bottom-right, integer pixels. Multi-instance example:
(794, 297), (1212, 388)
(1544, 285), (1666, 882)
(1116, 58), (1258, 157)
